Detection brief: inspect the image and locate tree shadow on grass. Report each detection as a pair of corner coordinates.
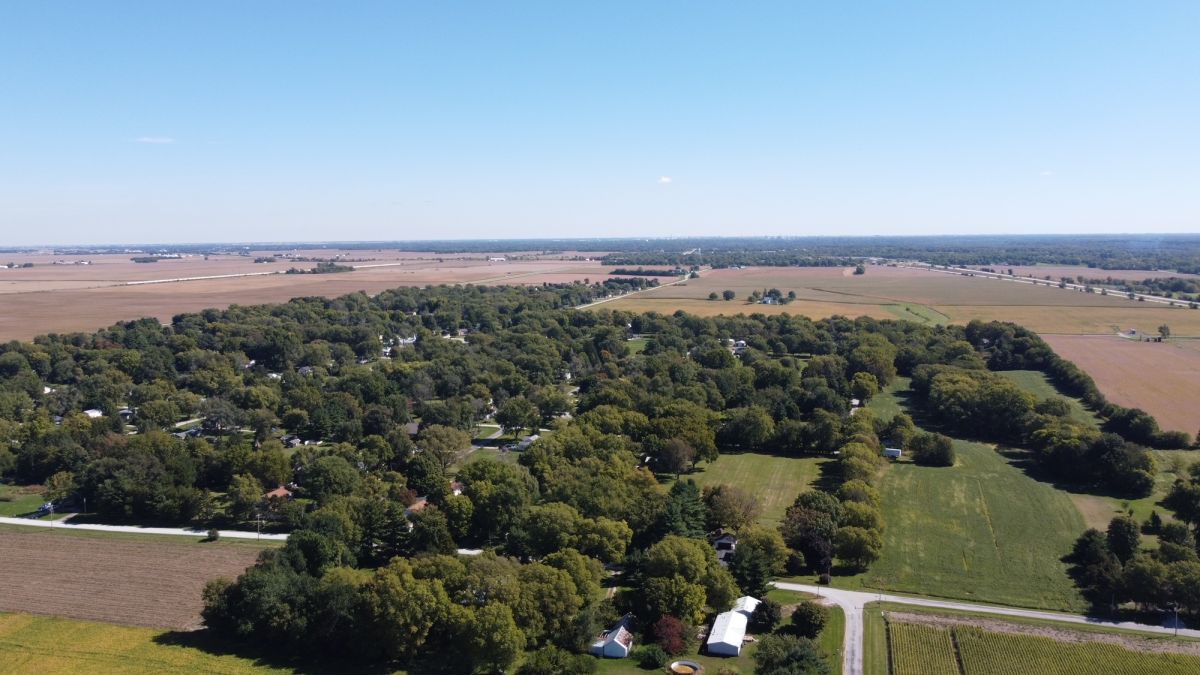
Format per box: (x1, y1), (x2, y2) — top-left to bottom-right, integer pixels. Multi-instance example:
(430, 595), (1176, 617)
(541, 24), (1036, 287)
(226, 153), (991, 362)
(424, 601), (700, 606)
(996, 444), (1159, 502)
(152, 630), (392, 675)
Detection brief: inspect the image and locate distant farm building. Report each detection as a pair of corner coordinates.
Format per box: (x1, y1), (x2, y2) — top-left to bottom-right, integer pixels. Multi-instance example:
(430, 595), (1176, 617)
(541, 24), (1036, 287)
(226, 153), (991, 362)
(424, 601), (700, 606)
(883, 447), (903, 459)
(706, 596), (760, 656)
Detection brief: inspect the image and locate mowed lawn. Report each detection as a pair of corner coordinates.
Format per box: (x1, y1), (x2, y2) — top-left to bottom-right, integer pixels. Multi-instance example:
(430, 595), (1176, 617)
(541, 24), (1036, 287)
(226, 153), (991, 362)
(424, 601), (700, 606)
(854, 440), (1086, 611)
(0, 613), (292, 674)
(684, 452), (830, 526)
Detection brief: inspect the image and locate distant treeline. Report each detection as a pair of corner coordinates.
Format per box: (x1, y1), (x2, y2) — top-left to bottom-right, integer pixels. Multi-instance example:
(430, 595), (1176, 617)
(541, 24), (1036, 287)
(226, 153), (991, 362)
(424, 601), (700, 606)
(1070, 275), (1200, 299)
(20, 234), (1200, 274)
(285, 263), (355, 275)
(608, 267), (682, 277)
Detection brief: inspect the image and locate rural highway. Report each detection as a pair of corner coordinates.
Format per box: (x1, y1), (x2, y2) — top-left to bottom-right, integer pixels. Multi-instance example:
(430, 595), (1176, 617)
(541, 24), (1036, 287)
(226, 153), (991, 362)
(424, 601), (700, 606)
(909, 263), (1187, 309)
(774, 582), (1200, 675)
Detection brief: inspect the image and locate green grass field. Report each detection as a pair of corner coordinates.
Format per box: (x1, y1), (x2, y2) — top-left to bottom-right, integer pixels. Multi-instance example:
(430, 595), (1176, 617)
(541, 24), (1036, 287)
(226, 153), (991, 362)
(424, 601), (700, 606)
(0, 613), (293, 674)
(0, 484), (46, 517)
(846, 438), (1087, 611)
(684, 452), (830, 526)
(996, 369), (1101, 428)
(865, 377), (911, 422)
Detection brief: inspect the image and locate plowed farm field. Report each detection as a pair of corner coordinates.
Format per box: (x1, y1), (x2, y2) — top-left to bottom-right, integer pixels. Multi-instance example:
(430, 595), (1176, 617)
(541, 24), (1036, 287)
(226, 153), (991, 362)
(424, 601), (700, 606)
(0, 530), (262, 630)
(1041, 335), (1200, 434)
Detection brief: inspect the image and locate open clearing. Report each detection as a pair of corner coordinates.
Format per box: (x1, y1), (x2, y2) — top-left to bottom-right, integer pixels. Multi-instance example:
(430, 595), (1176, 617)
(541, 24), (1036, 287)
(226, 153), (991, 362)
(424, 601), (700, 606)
(0, 612), (290, 674)
(886, 613), (1200, 675)
(853, 439), (1086, 611)
(1042, 334), (1200, 434)
(0, 530), (262, 630)
(682, 452), (830, 526)
(995, 370), (1100, 428)
(840, 380), (1087, 611)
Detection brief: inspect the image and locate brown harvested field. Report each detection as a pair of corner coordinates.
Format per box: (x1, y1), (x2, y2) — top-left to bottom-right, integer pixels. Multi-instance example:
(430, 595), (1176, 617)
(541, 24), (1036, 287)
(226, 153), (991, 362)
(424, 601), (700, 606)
(0, 530), (263, 630)
(0, 253), (610, 340)
(941, 304), (1200, 336)
(980, 265), (1200, 282)
(1042, 335), (1200, 434)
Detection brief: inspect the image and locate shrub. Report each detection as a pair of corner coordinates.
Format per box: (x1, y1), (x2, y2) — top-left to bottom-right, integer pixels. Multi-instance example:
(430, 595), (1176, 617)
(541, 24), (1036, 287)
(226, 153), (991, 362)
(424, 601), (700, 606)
(748, 599), (782, 632)
(910, 431), (956, 466)
(818, 572), (831, 585)
(636, 644), (669, 669)
(790, 601), (829, 639)
(652, 615), (688, 655)
(205, 528), (220, 542)
(785, 550), (807, 575)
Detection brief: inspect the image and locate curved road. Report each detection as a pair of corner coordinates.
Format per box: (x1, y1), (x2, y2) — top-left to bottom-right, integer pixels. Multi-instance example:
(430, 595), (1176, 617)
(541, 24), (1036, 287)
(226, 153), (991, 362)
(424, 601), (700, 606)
(773, 582), (1200, 675)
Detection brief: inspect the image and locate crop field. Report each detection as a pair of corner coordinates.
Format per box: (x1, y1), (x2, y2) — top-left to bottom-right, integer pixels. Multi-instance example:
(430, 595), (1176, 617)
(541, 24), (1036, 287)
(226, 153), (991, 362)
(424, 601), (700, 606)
(0, 612), (290, 674)
(883, 614), (1200, 675)
(682, 452), (830, 526)
(954, 626), (1200, 675)
(0, 250), (611, 340)
(887, 622), (960, 675)
(597, 264), (1200, 336)
(1041, 335), (1200, 434)
(979, 264), (1200, 282)
(0, 530), (262, 630)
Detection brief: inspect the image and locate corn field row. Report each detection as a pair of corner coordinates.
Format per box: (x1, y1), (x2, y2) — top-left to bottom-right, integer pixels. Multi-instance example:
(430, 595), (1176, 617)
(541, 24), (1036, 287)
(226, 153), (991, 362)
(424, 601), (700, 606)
(887, 619), (1200, 675)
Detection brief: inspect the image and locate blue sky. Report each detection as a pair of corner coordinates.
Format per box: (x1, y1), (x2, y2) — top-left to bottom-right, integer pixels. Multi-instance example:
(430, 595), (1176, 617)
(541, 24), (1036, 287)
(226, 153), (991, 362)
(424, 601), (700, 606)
(1, 1), (1197, 245)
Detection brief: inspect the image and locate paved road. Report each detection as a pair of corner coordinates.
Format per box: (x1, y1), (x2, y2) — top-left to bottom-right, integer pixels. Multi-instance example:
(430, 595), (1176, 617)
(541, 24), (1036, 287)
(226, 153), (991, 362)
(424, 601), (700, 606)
(574, 268), (707, 309)
(774, 582), (1200, 675)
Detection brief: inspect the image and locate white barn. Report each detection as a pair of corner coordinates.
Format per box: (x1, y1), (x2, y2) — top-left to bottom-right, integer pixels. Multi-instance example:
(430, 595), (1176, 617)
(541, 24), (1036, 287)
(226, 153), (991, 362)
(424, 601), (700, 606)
(706, 596), (760, 657)
(590, 614), (635, 658)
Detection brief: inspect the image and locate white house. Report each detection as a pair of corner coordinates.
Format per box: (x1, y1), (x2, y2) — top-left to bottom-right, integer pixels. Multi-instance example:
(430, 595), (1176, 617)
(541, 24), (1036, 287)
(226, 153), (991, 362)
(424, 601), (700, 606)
(590, 614), (635, 658)
(883, 447), (903, 459)
(706, 596), (760, 656)
(82, 409), (103, 419)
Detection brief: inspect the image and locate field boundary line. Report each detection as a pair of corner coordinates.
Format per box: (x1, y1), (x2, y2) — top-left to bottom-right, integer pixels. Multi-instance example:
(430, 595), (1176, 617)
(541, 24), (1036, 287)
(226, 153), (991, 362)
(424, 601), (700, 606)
(0, 515), (288, 540)
(948, 627), (967, 675)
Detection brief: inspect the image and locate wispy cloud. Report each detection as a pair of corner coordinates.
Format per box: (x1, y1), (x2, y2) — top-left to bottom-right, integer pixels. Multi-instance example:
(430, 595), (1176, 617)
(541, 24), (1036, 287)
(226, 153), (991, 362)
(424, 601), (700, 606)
(134, 136), (176, 144)
(1039, 170), (1055, 176)
(658, 176), (673, 184)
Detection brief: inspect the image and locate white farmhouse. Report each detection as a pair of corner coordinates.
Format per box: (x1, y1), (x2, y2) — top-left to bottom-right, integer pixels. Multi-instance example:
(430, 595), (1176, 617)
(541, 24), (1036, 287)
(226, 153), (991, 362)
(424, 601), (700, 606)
(590, 614), (635, 658)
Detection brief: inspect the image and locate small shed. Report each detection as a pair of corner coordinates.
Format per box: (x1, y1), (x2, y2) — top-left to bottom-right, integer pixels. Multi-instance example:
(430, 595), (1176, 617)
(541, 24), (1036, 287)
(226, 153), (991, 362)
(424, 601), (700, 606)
(82, 409), (103, 419)
(883, 447), (902, 459)
(590, 614), (635, 658)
